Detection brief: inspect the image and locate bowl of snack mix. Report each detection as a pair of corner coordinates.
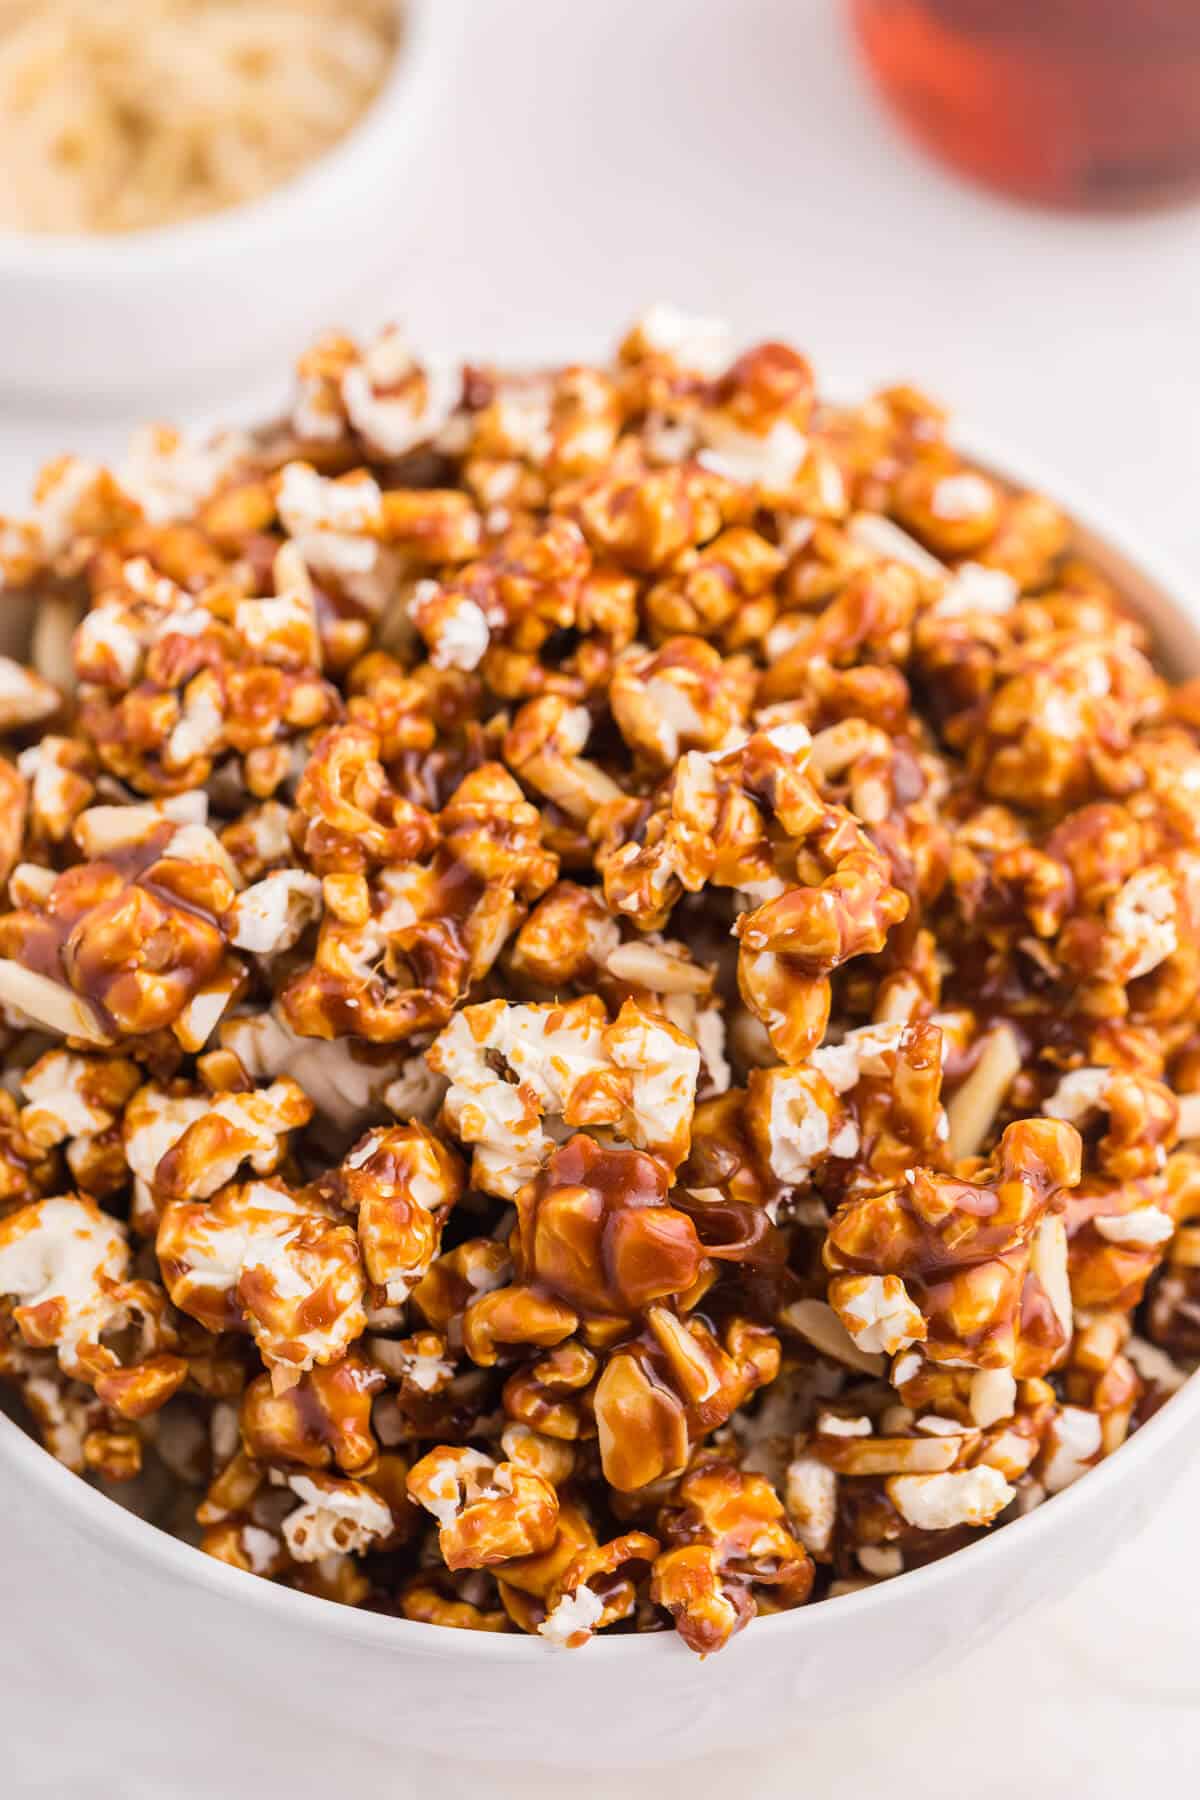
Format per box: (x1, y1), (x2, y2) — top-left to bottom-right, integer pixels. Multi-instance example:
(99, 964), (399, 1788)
(0, 0), (440, 402)
(0, 308), (1198, 1766)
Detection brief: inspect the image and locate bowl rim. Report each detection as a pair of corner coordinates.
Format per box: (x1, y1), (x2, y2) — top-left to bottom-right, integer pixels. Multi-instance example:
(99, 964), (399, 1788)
(1, 416), (1198, 1662)
(0, 0), (441, 275)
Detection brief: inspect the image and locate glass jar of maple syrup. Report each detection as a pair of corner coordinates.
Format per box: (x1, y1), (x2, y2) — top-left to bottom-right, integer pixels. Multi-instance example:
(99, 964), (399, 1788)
(849, 1), (1200, 212)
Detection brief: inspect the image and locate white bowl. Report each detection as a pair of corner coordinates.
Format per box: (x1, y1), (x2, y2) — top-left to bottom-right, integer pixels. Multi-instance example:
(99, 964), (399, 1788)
(0, 0), (446, 408)
(0, 433), (1196, 1768)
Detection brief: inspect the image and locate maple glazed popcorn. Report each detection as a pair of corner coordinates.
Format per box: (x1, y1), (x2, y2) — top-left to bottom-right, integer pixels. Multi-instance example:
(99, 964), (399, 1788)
(0, 308), (1197, 1657)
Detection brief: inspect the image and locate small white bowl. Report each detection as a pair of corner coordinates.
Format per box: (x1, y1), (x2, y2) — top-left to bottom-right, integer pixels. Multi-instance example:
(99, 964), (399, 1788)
(0, 0), (446, 408)
(0, 430), (1196, 1767)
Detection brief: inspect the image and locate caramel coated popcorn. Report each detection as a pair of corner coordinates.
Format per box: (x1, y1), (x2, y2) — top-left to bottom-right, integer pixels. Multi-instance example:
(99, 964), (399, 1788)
(0, 309), (1195, 1656)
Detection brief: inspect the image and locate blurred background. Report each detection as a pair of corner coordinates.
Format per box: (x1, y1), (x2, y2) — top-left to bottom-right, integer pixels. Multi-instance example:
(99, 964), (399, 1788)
(2, 0), (1200, 568)
(3, 4), (1200, 1795)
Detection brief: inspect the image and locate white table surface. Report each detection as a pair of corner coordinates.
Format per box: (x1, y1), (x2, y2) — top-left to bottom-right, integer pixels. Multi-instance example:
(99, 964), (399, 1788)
(3, 3), (1200, 1793)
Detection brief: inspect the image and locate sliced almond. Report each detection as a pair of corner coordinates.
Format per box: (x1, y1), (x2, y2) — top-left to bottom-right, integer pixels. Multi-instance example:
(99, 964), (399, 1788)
(604, 940), (711, 993)
(945, 1024), (1022, 1161)
(814, 1433), (962, 1476)
(779, 1298), (885, 1376)
(0, 960), (110, 1045)
(0, 656), (59, 731)
(847, 512), (946, 580)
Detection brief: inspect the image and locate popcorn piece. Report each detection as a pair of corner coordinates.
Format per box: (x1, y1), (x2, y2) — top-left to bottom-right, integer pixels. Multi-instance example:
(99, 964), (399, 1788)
(537, 1583), (605, 1649)
(969, 1369), (1018, 1428)
(1093, 1208), (1174, 1247)
(1043, 1067), (1112, 1123)
(1105, 867), (1178, 980)
(327, 1122), (463, 1303)
(19, 1051), (138, 1150)
(156, 1182), (366, 1384)
(809, 1022), (907, 1094)
(428, 996), (699, 1198)
(282, 1473), (393, 1562)
(624, 304), (732, 377)
(341, 329), (460, 458)
(407, 580), (491, 672)
(0, 1195), (129, 1377)
(747, 1065), (851, 1185)
(1038, 1406), (1103, 1494)
(227, 872), (323, 956)
(830, 1273), (927, 1358)
(699, 421), (809, 490)
(119, 426), (247, 525)
(784, 1455), (838, 1557)
(407, 1446), (559, 1570)
(886, 1466), (1015, 1530)
(154, 1080), (314, 1200)
(276, 464), (385, 588)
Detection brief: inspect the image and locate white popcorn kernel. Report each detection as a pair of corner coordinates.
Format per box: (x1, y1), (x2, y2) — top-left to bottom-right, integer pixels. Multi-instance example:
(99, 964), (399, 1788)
(1108, 867), (1178, 980)
(412, 1447), (497, 1528)
(891, 1348), (924, 1389)
(1040, 1406), (1103, 1494)
(634, 304), (732, 377)
(165, 682), (223, 770)
(428, 998), (699, 1199)
(382, 1054), (449, 1125)
(371, 1339), (456, 1393)
(886, 1466), (1014, 1531)
(930, 473), (995, 521)
(223, 1006), (401, 1132)
(1042, 1066), (1111, 1123)
(74, 608), (144, 684)
(32, 457), (103, 556)
(835, 1274), (925, 1357)
(763, 1069), (834, 1184)
(936, 562), (1018, 618)
(342, 334), (460, 458)
(20, 1052), (113, 1145)
(240, 1525), (282, 1575)
(228, 871), (323, 956)
(492, 384), (555, 462)
(407, 583), (491, 672)
(282, 1474), (393, 1562)
(119, 426), (247, 525)
(969, 1369), (1017, 1429)
(698, 419), (808, 490)
(1093, 1208), (1175, 1247)
(537, 1584), (605, 1649)
(277, 464), (384, 587)
(809, 1022), (907, 1094)
(278, 463), (383, 538)
(0, 1195), (130, 1374)
(785, 1455), (838, 1557)
(815, 1412), (872, 1438)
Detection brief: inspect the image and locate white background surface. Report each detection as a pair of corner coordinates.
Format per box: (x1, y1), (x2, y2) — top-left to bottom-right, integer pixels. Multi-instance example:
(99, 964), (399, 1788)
(3, 2), (1200, 1792)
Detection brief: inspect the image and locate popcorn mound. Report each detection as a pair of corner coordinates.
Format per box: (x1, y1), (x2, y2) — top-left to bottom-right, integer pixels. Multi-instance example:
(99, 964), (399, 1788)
(0, 310), (1195, 1655)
